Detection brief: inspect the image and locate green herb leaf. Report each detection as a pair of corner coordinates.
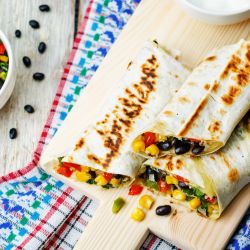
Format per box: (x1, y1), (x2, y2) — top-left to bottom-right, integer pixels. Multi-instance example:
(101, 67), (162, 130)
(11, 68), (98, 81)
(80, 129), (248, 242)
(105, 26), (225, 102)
(146, 180), (159, 191)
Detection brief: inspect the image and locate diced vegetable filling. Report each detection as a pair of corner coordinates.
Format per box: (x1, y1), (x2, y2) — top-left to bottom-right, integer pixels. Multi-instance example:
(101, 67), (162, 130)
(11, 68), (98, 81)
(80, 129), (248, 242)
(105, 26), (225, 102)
(138, 165), (219, 217)
(55, 157), (130, 189)
(132, 132), (205, 156)
(0, 40), (9, 89)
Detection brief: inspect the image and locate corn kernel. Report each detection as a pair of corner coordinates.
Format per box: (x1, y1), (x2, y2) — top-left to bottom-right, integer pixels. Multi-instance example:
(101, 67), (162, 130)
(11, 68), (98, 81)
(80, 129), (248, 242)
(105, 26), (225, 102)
(139, 195), (154, 210)
(157, 134), (168, 142)
(189, 197), (201, 209)
(165, 176), (178, 185)
(172, 189), (186, 201)
(110, 178), (120, 188)
(132, 140), (145, 153)
(76, 172), (91, 182)
(95, 175), (108, 186)
(207, 205), (213, 214)
(81, 166), (90, 172)
(145, 144), (159, 156)
(0, 55), (8, 63)
(131, 207), (145, 222)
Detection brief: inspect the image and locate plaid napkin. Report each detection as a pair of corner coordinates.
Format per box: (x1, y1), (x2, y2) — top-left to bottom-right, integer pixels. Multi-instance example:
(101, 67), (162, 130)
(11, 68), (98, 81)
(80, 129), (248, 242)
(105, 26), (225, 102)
(0, 0), (249, 249)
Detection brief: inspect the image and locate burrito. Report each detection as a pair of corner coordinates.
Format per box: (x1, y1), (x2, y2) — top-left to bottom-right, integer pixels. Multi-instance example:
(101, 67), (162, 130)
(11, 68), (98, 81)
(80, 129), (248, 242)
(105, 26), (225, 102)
(137, 111), (250, 219)
(45, 41), (189, 189)
(132, 39), (250, 157)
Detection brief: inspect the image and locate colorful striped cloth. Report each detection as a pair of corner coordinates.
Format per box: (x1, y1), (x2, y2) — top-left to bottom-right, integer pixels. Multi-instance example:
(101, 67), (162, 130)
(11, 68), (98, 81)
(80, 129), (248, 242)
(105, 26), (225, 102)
(0, 0), (249, 249)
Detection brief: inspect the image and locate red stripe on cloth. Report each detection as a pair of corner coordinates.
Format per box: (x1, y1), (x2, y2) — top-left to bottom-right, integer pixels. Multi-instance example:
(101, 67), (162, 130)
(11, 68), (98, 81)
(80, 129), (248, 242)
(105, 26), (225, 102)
(147, 235), (158, 249)
(18, 187), (74, 249)
(44, 196), (88, 249)
(0, 0), (94, 183)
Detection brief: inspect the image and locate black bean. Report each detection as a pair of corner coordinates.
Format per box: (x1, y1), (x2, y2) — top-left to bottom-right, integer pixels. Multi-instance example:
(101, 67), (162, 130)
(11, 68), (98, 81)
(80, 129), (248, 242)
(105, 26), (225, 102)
(9, 128), (17, 139)
(178, 182), (189, 189)
(29, 20), (40, 29)
(192, 143), (205, 155)
(24, 104), (35, 114)
(22, 56), (31, 68)
(38, 42), (46, 54)
(39, 4), (50, 12)
(171, 137), (180, 147)
(146, 165), (155, 176)
(157, 140), (172, 151)
(175, 141), (191, 155)
(15, 29), (21, 38)
(156, 205), (172, 216)
(33, 72), (45, 81)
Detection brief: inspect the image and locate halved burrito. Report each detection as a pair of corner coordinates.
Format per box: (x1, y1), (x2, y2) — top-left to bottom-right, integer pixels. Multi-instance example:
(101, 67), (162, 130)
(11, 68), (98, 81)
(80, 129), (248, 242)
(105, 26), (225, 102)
(42, 41), (189, 189)
(132, 39), (250, 157)
(137, 111), (250, 219)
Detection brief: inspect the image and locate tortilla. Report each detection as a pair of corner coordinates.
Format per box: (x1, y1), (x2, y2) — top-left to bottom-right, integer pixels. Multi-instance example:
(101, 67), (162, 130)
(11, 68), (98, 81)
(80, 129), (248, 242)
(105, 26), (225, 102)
(141, 111), (250, 219)
(133, 39), (250, 157)
(41, 41), (189, 187)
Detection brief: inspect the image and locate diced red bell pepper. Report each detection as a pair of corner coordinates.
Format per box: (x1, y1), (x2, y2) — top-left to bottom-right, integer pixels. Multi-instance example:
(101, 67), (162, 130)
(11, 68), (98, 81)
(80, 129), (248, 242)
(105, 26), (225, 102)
(57, 166), (73, 177)
(143, 132), (156, 147)
(62, 162), (81, 171)
(0, 43), (5, 55)
(175, 175), (188, 183)
(128, 184), (143, 195)
(158, 180), (169, 193)
(187, 137), (201, 143)
(206, 196), (217, 204)
(103, 172), (113, 182)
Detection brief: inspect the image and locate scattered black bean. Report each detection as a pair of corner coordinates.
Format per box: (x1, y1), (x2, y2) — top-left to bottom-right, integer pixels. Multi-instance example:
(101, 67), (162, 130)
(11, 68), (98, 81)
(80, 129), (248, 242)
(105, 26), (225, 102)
(15, 29), (21, 38)
(29, 20), (40, 29)
(192, 143), (205, 155)
(175, 141), (191, 155)
(156, 205), (172, 216)
(33, 72), (45, 81)
(146, 165), (155, 176)
(9, 128), (17, 139)
(24, 104), (35, 114)
(39, 4), (50, 12)
(38, 42), (46, 54)
(22, 56), (31, 68)
(157, 140), (172, 151)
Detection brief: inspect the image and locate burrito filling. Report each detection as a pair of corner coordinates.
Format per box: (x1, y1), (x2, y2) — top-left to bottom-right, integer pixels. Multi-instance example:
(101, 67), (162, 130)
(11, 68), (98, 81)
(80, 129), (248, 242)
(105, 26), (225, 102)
(132, 132), (207, 156)
(54, 158), (130, 189)
(138, 165), (219, 218)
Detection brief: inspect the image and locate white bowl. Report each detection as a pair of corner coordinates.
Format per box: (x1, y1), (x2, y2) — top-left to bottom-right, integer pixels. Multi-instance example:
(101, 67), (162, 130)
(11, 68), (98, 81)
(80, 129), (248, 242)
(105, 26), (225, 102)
(0, 30), (16, 109)
(176, 0), (250, 25)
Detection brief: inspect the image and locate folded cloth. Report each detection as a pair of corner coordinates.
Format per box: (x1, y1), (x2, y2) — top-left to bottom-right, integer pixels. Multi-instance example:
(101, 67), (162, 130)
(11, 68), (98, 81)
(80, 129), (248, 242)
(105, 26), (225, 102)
(0, 0), (249, 249)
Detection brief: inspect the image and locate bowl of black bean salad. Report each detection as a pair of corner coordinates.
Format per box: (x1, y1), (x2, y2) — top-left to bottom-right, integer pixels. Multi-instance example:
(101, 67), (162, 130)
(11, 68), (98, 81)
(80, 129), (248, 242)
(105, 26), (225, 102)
(0, 30), (16, 109)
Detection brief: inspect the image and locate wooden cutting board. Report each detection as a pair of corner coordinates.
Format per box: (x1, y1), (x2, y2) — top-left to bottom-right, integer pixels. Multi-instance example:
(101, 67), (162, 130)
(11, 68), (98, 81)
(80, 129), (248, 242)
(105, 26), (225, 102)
(41, 0), (250, 249)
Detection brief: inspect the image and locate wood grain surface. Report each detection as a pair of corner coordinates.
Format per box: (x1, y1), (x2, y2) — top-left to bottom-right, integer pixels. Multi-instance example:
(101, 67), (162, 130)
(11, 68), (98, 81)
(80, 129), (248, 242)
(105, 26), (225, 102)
(0, 0), (88, 176)
(40, 0), (250, 249)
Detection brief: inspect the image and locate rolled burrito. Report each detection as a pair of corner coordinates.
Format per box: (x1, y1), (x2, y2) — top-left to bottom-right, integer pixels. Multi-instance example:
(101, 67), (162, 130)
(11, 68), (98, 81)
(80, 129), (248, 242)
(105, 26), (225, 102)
(132, 39), (250, 157)
(42, 41), (189, 189)
(138, 111), (250, 219)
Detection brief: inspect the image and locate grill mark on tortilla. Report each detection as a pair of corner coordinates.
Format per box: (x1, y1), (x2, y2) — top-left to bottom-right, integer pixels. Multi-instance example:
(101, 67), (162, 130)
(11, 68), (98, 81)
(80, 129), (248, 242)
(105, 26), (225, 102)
(74, 138), (84, 151)
(219, 152), (231, 169)
(204, 83), (210, 90)
(208, 121), (221, 134)
(88, 55), (158, 169)
(219, 109), (226, 115)
(178, 96), (190, 103)
(164, 110), (173, 116)
(220, 55), (242, 80)
(176, 159), (184, 169)
(127, 61), (132, 70)
(228, 168), (239, 182)
(211, 81), (220, 92)
(221, 85), (241, 105)
(178, 97), (208, 137)
(205, 56), (216, 61)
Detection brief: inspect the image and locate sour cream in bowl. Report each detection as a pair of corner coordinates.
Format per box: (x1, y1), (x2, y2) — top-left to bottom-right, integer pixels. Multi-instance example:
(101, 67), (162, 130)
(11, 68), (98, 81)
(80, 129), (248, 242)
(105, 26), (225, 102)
(0, 30), (16, 109)
(176, 0), (250, 25)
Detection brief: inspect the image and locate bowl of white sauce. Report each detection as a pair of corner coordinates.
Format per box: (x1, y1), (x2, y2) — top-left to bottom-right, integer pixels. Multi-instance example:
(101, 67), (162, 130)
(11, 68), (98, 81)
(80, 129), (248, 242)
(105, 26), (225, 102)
(176, 0), (250, 25)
